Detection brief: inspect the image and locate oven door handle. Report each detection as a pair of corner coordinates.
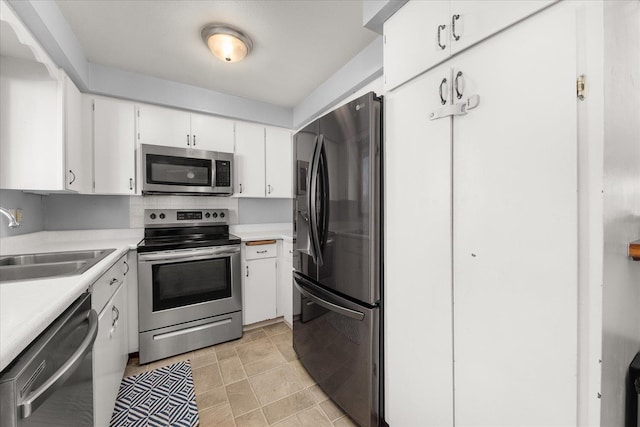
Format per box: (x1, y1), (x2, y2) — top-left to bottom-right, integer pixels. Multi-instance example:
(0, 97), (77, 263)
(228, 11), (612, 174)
(138, 247), (240, 262)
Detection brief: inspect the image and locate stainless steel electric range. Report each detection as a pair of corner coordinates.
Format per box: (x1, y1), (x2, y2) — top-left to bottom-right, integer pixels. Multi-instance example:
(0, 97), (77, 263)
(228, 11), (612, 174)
(137, 209), (242, 364)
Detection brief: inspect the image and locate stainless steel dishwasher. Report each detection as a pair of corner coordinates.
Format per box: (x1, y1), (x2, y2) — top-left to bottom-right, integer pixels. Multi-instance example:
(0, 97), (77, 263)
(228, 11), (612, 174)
(0, 293), (98, 427)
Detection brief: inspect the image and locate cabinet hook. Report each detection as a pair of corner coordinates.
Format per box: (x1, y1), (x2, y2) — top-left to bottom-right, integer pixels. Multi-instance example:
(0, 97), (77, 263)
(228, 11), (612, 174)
(455, 71), (464, 99)
(439, 78), (448, 105)
(452, 14), (461, 41)
(437, 25), (446, 50)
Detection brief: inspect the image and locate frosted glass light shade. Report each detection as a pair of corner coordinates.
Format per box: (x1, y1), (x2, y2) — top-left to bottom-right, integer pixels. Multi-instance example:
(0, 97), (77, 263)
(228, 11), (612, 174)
(201, 24), (253, 63)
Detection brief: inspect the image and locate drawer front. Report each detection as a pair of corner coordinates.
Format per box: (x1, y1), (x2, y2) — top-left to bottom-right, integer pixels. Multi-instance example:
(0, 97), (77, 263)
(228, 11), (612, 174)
(245, 241), (277, 260)
(92, 255), (126, 313)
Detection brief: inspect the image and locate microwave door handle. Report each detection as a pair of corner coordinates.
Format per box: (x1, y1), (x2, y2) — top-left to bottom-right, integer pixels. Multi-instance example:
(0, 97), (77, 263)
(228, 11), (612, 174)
(19, 309), (99, 419)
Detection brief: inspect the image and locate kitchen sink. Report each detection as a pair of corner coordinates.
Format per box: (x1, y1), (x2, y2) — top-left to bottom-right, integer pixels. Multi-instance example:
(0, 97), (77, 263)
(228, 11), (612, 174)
(0, 248), (116, 282)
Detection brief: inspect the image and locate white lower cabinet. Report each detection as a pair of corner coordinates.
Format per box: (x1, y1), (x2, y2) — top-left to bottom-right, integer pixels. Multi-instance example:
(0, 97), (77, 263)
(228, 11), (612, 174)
(93, 281), (128, 427)
(242, 241), (277, 325)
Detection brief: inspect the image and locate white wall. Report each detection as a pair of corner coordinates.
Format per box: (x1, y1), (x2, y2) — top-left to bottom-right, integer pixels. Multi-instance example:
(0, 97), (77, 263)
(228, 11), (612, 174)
(600, 1), (640, 426)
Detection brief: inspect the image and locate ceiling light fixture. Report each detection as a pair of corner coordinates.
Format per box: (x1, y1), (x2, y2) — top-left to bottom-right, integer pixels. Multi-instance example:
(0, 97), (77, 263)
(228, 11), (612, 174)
(201, 24), (253, 63)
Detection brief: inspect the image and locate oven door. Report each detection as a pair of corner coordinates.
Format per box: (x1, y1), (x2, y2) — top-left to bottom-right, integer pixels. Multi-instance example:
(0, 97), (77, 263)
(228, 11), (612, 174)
(138, 245), (241, 332)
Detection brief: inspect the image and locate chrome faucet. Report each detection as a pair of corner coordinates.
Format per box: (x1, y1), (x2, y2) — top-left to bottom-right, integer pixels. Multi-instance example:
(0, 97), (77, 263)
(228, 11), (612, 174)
(0, 207), (20, 228)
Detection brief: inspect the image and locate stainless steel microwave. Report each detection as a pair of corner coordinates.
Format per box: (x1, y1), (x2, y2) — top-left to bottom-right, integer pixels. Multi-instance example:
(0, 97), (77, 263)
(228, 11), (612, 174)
(141, 144), (233, 196)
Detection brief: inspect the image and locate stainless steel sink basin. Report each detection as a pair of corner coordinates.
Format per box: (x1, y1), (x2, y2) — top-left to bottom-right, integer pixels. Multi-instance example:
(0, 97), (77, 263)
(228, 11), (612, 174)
(0, 248), (116, 282)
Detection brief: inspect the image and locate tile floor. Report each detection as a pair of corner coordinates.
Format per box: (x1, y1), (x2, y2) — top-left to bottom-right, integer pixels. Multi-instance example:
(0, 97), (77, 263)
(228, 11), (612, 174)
(124, 321), (358, 427)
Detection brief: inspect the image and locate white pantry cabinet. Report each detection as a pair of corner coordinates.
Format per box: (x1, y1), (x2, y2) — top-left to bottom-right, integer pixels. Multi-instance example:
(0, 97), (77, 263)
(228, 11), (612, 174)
(385, 3), (577, 426)
(383, 0), (554, 91)
(235, 122), (266, 197)
(92, 97), (137, 195)
(93, 282), (128, 427)
(137, 104), (234, 152)
(277, 240), (294, 325)
(242, 241), (278, 325)
(265, 127), (293, 198)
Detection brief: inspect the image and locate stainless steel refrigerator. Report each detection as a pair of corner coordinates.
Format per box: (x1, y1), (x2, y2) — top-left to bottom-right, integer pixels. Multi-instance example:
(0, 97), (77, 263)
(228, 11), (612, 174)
(292, 92), (382, 427)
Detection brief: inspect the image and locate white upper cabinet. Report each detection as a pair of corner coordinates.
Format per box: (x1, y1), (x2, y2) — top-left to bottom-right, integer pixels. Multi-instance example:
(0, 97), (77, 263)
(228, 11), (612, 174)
(64, 74), (92, 193)
(449, 0), (556, 54)
(265, 127), (292, 198)
(93, 97), (136, 195)
(137, 104), (191, 148)
(384, 0), (556, 91)
(137, 104), (234, 152)
(235, 122), (266, 197)
(190, 113), (235, 153)
(384, 0), (450, 91)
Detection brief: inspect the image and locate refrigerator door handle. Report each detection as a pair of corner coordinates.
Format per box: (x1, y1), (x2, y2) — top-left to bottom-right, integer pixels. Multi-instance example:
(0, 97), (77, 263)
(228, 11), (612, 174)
(309, 134), (324, 266)
(318, 138), (330, 254)
(294, 276), (364, 321)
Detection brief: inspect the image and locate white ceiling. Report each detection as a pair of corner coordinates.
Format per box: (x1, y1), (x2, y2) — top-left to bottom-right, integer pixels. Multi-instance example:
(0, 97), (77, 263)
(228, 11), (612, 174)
(55, 0), (379, 108)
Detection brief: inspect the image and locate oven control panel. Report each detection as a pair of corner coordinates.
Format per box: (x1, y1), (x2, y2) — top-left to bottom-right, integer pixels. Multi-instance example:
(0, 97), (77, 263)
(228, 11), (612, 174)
(144, 209), (228, 226)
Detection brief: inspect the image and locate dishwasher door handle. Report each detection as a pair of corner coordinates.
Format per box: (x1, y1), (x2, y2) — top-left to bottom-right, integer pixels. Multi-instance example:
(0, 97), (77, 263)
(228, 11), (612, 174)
(19, 309), (99, 419)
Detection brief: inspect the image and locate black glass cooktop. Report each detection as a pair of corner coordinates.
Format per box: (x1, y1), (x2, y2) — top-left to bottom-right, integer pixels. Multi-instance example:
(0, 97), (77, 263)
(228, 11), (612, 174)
(137, 225), (240, 253)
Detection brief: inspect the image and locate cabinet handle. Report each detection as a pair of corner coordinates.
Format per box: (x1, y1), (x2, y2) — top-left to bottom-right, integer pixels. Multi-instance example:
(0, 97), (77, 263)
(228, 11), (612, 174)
(257, 250), (268, 254)
(187, 134), (190, 146)
(193, 135), (196, 146)
(246, 265), (249, 277)
(112, 305), (120, 328)
(289, 250), (293, 254)
(239, 183), (243, 194)
(129, 178), (133, 190)
(454, 71), (464, 99)
(437, 24), (446, 50)
(109, 277), (119, 286)
(452, 14), (461, 41)
(268, 184), (272, 194)
(123, 260), (129, 276)
(439, 78), (448, 105)
(68, 170), (76, 185)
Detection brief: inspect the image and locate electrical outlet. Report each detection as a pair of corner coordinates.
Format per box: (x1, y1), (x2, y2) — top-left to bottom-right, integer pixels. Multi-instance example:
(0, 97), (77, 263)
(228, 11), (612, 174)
(10, 209), (22, 223)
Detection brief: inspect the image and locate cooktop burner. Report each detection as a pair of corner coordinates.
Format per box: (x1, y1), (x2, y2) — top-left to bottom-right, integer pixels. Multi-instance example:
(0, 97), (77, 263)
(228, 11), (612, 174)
(137, 209), (240, 253)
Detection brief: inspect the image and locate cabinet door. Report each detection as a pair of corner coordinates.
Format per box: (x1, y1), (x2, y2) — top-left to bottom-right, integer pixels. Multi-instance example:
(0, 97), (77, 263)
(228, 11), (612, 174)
(93, 98), (136, 194)
(64, 75), (91, 193)
(190, 113), (235, 153)
(277, 241), (294, 324)
(235, 122), (266, 197)
(243, 258), (277, 325)
(93, 283), (128, 427)
(452, 6), (577, 426)
(384, 65), (454, 427)
(137, 104), (191, 148)
(265, 127), (292, 198)
(449, 0), (555, 54)
(383, 0), (450, 91)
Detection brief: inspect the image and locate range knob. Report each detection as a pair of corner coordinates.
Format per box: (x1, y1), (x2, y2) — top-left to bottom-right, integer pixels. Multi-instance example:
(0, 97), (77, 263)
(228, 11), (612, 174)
(150, 213), (156, 219)
(212, 212), (218, 218)
(205, 212), (211, 218)
(220, 212), (225, 218)
(159, 213), (165, 219)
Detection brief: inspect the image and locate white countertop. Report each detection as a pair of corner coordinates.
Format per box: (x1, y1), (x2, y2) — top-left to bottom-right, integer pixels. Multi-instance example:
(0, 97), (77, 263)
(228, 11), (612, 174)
(0, 229), (143, 371)
(230, 223), (293, 243)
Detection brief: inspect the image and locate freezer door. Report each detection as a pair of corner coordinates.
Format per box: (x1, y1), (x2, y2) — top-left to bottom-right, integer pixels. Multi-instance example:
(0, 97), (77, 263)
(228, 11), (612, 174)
(293, 272), (379, 427)
(317, 92), (381, 304)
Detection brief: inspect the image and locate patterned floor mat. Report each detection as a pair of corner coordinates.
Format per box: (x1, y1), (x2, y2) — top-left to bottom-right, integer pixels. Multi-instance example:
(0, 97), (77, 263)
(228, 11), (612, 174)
(110, 360), (199, 427)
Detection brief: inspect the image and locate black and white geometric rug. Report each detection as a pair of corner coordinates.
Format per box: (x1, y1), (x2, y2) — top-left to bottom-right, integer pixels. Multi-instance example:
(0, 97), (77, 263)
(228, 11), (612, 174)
(110, 360), (199, 427)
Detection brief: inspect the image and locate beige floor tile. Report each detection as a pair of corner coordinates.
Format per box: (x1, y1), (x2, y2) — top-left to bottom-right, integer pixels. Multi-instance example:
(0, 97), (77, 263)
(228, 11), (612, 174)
(216, 346), (238, 361)
(269, 330), (292, 346)
(275, 342), (298, 362)
(263, 322), (291, 336)
(220, 355), (247, 385)
(261, 389), (315, 425)
(127, 356), (140, 366)
(235, 408), (268, 427)
(145, 352), (193, 371)
(226, 379), (260, 417)
(272, 415), (302, 427)
(123, 363), (146, 378)
(191, 350), (218, 370)
(246, 329), (268, 341)
(196, 385), (228, 411)
(307, 384), (329, 404)
(236, 338), (283, 366)
(199, 403), (235, 427)
(243, 351), (287, 377)
(193, 363), (223, 394)
(296, 406), (332, 427)
(332, 415), (358, 427)
(288, 360), (315, 387)
(192, 345), (216, 358)
(249, 365), (304, 405)
(319, 399), (345, 422)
